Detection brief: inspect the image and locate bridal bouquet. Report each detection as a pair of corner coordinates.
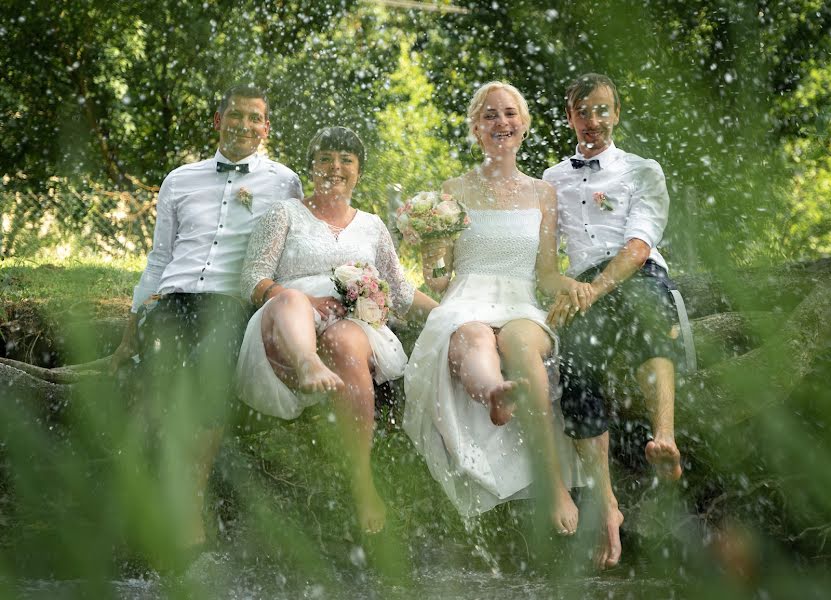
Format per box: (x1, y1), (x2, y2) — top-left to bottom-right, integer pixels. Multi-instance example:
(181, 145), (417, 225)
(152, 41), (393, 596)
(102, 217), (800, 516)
(395, 191), (470, 277)
(332, 262), (391, 328)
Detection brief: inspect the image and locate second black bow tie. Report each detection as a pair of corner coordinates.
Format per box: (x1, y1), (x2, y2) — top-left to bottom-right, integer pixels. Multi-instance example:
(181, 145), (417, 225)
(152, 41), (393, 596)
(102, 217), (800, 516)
(570, 158), (601, 172)
(217, 162), (249, 174)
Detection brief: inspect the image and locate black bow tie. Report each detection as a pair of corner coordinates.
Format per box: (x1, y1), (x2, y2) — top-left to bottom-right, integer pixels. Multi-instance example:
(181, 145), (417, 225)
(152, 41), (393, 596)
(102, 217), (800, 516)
(217, 162), (249, 174)
(570, 158), (601, 172)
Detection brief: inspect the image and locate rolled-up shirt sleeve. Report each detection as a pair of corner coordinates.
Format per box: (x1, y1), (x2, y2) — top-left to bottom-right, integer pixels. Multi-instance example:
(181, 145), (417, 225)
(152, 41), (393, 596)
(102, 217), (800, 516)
(131, 173), (177, 312)
(240, 204), (290, 303)
(623, 160), (669, 248)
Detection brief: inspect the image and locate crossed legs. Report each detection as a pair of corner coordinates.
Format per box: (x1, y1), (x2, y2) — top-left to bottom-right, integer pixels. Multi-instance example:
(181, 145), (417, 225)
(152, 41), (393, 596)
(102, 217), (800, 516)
(261, 289), (344, 393)
(318, 320), (386, 533)
(261, 291), (384, 533)
(569, 355), (679, 570)
(448, 320), (578, 535)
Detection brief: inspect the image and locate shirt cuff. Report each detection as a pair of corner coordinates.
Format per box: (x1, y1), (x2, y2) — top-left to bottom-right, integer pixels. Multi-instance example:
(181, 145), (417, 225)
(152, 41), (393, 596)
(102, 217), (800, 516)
(624, 230), (658, 249)
(131, 284), (155, 313)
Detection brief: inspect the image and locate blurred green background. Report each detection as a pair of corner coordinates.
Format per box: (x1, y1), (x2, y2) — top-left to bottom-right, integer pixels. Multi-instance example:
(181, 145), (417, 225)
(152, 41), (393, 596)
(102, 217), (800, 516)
(1, 0), (830, 598)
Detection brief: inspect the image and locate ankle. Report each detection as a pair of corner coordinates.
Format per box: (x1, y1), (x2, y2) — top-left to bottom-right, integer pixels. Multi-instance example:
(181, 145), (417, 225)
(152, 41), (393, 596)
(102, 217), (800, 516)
(651, 431), (676, 444)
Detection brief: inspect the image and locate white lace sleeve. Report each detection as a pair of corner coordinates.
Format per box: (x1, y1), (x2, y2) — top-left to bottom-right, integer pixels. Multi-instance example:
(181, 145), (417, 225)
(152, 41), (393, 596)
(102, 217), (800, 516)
(240, 203), (291, 303)
(373, 216), (415, 315)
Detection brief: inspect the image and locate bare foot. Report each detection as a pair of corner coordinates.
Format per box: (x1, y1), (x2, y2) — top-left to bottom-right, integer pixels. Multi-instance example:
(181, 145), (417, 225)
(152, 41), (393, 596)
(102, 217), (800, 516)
(594, 506), (624, 570)
(356, 486), (387, 534)
(551, 486), (579, 536)
(296, 356), (344, 393)
(487, 380), (517, 425)
(645, 436), (682, 482)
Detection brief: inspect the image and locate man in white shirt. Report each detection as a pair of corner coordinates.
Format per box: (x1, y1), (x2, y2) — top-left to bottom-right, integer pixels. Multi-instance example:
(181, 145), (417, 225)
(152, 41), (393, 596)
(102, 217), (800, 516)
(543, 73), (684, 570)
(111, 83), (301, 562)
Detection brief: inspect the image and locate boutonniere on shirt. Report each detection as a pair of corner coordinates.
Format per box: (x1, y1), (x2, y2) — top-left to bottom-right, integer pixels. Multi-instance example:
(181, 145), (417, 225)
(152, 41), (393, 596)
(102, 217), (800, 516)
(236, 187), (254, 212)
(593, 191), (615, 211)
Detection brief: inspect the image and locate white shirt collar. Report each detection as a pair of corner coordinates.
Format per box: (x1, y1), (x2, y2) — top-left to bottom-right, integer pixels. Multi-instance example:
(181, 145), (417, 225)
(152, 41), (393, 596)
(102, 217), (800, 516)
(214, 149), (261, 172)
(574, 141), (620, 170)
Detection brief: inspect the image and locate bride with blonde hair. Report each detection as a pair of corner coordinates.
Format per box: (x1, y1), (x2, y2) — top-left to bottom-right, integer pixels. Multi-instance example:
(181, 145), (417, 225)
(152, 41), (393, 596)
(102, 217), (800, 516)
(403, 82), (591, 530)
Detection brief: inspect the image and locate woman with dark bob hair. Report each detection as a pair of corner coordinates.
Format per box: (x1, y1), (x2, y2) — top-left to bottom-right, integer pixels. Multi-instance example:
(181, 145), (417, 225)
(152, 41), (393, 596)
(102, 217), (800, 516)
(236, 126), (437, 533)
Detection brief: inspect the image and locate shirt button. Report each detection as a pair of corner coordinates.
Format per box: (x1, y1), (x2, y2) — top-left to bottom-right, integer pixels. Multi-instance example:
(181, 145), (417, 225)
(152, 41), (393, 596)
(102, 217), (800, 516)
(582, 200), (586, 204)
(213, 241), (218, 245)
(207, 262), (211, 265)
(583, 178), (587, 182)
(223, 201), (227, 205)
(591, 235), (595, 238)
(219, 224), (224, 228)
(606, 251), (611, 255)
(199, 276), (204, 281)
(227, 180), (232, 183)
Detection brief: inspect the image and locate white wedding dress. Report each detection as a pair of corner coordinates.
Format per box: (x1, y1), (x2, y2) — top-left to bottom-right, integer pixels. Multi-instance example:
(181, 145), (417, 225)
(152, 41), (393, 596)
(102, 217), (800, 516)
(236, 198), (414, 419)
(403, 193), (582, 517)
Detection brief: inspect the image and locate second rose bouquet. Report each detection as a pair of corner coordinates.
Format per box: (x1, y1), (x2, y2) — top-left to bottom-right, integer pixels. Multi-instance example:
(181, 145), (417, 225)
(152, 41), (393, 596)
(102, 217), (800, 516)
(332, 262), (391, 328)
(395, 191), (470, 277)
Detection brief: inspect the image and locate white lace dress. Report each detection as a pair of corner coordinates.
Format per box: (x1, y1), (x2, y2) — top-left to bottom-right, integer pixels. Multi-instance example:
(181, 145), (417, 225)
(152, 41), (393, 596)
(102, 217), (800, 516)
(236, 198), (415, 419)
(402, 206), (582, 517)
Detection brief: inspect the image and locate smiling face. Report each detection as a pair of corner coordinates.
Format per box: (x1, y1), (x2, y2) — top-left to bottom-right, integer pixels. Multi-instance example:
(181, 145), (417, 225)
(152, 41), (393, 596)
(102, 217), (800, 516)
(473, 88), (528, 156)
(213, 95), (270, 162)
(566, 85), (620, 158)
(311, 150), (360, 198)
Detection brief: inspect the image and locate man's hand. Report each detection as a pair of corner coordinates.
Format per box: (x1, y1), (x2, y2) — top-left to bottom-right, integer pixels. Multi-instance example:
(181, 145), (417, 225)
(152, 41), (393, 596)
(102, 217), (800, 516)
(546, 279), (596, 328)
(109, 314), (139, 374)
(308, 295), (346, 321)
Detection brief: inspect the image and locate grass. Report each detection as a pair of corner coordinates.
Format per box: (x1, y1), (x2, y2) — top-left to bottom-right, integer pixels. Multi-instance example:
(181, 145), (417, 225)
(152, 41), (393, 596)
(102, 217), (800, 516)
(0, 254), (142, 365)
(0, 254), (143, 322)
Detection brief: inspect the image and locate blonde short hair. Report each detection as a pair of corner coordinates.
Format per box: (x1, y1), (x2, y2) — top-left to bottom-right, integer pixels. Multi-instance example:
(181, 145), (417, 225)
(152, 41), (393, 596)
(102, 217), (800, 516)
(467, 81), (532, 145)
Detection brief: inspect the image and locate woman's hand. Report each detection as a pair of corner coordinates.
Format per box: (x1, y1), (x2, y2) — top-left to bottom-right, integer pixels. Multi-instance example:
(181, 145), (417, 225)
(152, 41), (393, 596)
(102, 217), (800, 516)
(546, 279), (596, 328)
(308, 295), (347, 321)
(421, 238), (452, 271)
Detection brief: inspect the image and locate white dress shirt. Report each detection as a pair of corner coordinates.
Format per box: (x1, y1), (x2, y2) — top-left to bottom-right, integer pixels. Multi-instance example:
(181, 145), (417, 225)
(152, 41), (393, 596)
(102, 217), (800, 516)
(131, 150), (302, 312)
(542, 142), (669, 277)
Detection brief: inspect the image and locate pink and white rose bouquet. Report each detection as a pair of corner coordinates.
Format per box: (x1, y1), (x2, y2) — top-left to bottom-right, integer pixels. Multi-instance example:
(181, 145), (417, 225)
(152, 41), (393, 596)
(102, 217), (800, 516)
(395, 191), (470, 277)
(332, 262), (390, 328)
(395, 191), (470, 244)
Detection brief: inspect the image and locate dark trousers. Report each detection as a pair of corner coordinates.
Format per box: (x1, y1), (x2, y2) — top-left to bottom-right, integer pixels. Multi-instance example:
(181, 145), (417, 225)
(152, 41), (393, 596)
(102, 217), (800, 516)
(135, 293), (251, 427)
(559, 260), (683, 439)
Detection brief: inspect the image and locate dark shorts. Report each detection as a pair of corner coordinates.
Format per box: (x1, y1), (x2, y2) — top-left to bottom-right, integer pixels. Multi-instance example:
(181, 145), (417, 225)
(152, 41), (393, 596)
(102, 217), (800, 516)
(558, 260), (684, 439)
(134, 293), (251, 427)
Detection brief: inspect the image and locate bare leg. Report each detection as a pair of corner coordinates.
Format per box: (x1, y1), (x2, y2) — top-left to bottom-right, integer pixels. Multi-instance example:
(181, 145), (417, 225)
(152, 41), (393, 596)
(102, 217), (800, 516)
(158, 424), (223, 554)
(318, 321), (385, 533)
(573, 433), (624, 570)
(497, 320), (579, 536)
(183, 427), (223, 547)
(261, 289), (343, 393)
(637, 357), (682, 481)
(448, 322), (519, 425)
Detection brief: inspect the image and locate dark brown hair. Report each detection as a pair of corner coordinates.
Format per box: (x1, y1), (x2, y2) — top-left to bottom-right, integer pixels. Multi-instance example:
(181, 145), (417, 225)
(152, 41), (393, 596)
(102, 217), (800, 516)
(565, 73), (620, 112)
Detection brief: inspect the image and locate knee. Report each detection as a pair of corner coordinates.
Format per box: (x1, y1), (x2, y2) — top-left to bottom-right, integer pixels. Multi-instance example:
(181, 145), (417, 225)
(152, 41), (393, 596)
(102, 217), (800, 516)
(451, 322), (495, 351)
(637, 357), (675, 382)
(273, 288), (307, 308)
(319, 325), (371, 369)
(496, 326), (544, 360)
